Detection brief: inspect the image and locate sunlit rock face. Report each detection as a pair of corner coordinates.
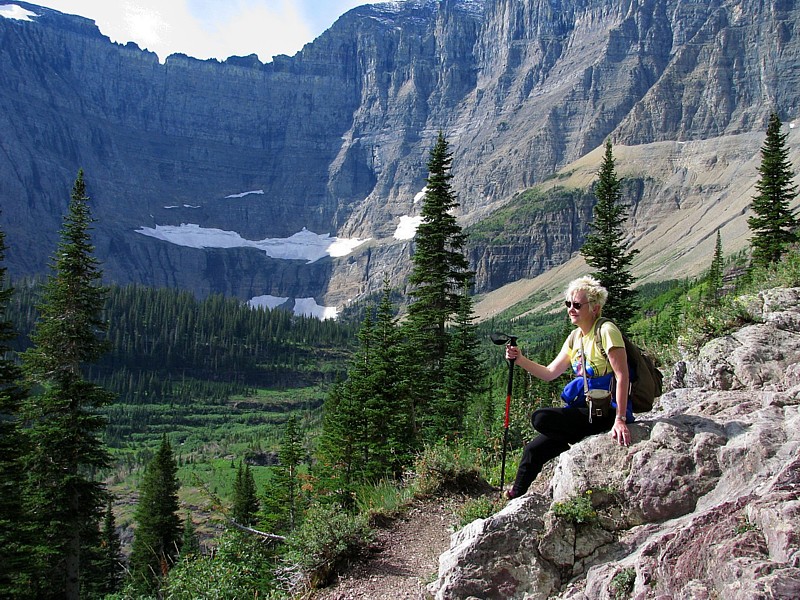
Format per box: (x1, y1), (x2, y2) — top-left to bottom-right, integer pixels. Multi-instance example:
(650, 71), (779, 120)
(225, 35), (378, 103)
(2, 1), (800, 312)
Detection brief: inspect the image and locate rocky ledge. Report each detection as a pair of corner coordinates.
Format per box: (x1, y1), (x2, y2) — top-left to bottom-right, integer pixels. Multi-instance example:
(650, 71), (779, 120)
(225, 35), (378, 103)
(429, 287), (800, 600)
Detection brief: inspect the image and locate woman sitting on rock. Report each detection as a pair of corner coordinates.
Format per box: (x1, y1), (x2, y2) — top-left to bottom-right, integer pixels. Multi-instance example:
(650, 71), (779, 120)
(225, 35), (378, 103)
(503, 275), (632, 499)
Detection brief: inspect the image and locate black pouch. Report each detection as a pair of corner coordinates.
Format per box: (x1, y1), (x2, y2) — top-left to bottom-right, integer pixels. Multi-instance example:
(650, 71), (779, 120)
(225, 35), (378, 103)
(581, 335), (613, 422)
(586, 388), (612, 421)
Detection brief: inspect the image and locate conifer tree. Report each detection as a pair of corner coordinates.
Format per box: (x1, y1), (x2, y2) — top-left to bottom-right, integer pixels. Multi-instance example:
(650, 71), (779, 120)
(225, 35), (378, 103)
(377, 279), (414, 471)
(748, 112), (799, 268)
(180, 512), (201, 559)
(130, 435), (182, 594)
(278, 415), (304, 530)
(259, 476), (291, 535)
(363, 279), (413, 478)
(580, 139), (640, 329)
(705, 229), (724, 306)
(315, 375), (361, 507)
(94, 498), (123, 596)
(0, 225), (35, 599)
(317, 281), (414, 489)
(232, 461), (260, 526)
(316, 306), (378, 498)
(441, 286), (485, 439)
(18, 171), (114, 600)
(403, 132), (473, 440)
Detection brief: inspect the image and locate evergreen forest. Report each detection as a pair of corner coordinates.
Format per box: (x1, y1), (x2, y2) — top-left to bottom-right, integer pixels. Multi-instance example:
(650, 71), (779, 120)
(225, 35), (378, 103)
(9, 281), (358, 452)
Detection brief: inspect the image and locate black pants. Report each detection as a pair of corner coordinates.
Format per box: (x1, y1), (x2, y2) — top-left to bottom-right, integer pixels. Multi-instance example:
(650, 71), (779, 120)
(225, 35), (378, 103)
(511, 406), (615, 496)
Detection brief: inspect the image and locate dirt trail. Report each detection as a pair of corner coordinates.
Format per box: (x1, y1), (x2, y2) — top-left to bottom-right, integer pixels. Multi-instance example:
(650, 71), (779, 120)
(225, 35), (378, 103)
(309, 497), (463, 600)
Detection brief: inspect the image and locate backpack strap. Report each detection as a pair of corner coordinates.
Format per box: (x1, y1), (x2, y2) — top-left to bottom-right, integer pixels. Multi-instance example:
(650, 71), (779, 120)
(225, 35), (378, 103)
(566, 327), (580, 354)
(592, 317), (611, 360)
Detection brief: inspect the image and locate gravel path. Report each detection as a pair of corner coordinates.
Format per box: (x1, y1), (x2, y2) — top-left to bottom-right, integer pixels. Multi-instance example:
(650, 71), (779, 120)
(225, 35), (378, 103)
(309, 497), (462, 600)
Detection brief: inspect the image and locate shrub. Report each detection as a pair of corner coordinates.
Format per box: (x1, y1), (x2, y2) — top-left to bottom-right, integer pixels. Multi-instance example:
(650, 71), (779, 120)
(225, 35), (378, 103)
(411, 441), (489, 496)
(609, 567), (636, 599)
(734, 516), (758, 535)
(163, 530), (279, 599)
(282, 503), (373, 589)
(454, 495), (503, 529)
(552, 490), (598, 525)
(354, 478), (416, 524)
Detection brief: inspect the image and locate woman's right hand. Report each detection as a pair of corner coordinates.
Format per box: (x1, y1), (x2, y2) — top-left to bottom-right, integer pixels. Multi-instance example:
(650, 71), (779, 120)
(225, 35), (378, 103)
(505, 345), (520, 361)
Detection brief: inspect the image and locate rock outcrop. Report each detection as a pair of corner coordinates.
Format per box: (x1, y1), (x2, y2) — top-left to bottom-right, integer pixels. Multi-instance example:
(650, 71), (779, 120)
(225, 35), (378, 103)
(429, 287), (800, 599)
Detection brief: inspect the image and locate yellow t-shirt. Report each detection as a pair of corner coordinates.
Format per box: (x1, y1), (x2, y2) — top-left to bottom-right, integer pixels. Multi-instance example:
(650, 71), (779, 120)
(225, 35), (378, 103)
(562, 318), (625, 378)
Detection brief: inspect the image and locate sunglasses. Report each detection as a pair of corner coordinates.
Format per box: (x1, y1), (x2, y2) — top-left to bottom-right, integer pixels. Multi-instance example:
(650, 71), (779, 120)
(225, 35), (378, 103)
(564, 301), (585, 310)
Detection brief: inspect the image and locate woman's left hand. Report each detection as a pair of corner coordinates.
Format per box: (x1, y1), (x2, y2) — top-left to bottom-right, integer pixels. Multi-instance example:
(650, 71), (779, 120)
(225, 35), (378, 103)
(611, 419), (630, 446)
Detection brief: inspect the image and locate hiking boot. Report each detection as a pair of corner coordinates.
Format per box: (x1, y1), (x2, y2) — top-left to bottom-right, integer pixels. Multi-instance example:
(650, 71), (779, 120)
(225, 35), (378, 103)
(504, 488), (519, 500)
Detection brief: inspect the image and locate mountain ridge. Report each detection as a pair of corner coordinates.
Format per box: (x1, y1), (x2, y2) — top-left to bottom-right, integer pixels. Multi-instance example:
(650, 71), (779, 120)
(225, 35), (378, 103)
(1, 0), (799, 316)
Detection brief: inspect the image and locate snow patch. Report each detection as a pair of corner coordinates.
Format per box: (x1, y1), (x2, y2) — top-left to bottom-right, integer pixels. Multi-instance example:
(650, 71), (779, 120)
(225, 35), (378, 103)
(247, 295), (337, 321)
(294, 298), (338, 320)
(0, 5), (38, 21)
(226, 190), (265, 199)
(247, 295), (289, 310)
(134, 224), (369, 263)
(414, 187), (428, 203)
(394, 215), (423, 240)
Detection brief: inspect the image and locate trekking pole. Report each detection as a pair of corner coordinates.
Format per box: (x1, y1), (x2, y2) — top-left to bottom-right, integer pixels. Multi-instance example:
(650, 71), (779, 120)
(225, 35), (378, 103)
(490, 333), (517, 490)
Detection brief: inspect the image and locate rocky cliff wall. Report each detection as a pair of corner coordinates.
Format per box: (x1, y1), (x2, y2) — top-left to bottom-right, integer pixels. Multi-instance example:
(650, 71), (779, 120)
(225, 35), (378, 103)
(1, 0), (799, 311)
(429, 287), (800, 599)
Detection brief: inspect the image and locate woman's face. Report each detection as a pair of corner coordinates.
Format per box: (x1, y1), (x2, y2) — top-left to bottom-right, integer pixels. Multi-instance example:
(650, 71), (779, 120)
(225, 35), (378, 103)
(566, 291), (598, 328)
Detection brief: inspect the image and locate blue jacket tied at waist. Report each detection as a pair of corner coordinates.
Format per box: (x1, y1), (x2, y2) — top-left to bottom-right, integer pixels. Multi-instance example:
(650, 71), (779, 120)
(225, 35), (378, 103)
(560, 373), (614, 409)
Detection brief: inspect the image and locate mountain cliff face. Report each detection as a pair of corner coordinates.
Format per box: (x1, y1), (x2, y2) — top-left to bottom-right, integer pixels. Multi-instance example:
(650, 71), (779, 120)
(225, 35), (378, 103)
(1, 0), (799, 312)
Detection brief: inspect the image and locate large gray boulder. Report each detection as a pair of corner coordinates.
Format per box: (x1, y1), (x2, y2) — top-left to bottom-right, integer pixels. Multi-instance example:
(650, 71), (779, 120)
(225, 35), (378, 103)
(428, 288), (800, 599)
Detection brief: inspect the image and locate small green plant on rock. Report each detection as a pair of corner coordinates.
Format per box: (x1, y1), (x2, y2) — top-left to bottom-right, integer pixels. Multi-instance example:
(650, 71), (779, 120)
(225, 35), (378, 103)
(454, 495), (504, 529)
(609, 567), (636, 599)
(552, 490), (598, 525)
(734, 516), (758, 535)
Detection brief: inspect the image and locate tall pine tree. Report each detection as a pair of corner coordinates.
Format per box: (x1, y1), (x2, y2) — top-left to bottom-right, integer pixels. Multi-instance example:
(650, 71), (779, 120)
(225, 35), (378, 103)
(315, 374), (362, 507)
(370, 278), (414, 476)
(316, 280), (414, 490)
(130, 435), (182, 594)
(441, 286), (485, 440)
(0, 224), (35, 599)
(748, 112), (799, 268)
(705, 229), (724, 307)
(277, 415), (304, 530)
(580, 139), (640, 329)
(232, 461), (260, 526)
(403, 132), (473, 441)
(91, 498), (123, 597)
(19, 171), (114, 600)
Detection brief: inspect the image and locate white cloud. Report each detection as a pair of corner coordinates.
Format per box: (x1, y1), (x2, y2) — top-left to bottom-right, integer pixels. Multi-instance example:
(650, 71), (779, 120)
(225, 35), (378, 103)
(122, 2), (170, 52)
(27, 0), (373, 63)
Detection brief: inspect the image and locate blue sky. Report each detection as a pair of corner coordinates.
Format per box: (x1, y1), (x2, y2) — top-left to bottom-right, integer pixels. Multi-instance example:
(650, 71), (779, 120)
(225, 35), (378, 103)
(20, 1), (385, 62)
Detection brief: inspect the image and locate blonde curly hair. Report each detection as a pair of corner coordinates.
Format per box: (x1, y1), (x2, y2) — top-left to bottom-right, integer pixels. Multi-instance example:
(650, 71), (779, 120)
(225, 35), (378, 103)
(565, 275), (608, 308)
